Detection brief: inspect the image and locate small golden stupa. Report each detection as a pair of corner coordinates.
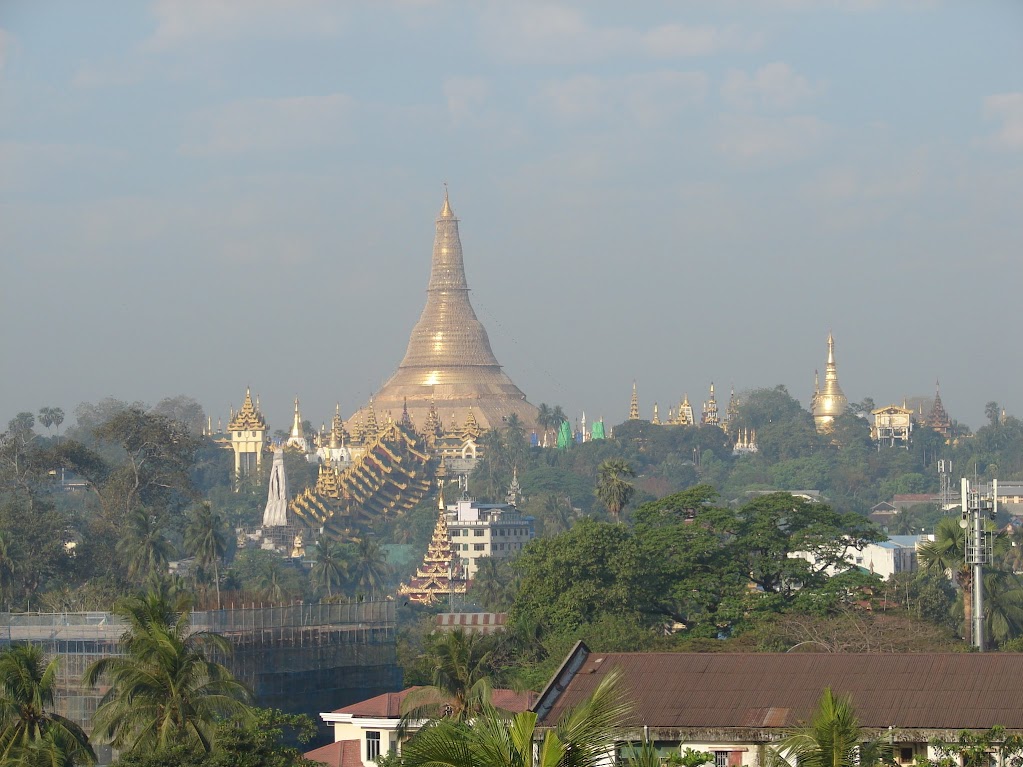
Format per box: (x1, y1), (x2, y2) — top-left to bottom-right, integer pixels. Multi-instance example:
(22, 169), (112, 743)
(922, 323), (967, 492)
(811, 332), (848, 433)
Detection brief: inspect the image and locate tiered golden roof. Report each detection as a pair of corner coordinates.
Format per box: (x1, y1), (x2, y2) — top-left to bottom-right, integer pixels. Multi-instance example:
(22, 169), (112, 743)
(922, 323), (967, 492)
(629, 382), (639, 420)
(349, 192), (539, 433)
(927, 380), (952, 438)
(227, 388), (267, 432)
(289, 420), (433, 538)
(677, 393), (694, 426)
(702, 383), (720, 426)
(398, 509), (467, 605)
(811, 332), (848, 433)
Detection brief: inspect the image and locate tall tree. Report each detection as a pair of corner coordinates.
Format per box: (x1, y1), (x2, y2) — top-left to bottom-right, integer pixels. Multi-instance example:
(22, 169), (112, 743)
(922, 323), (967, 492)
(311, 539), (347, 599)
(0, 644), (96, 765)
(184, 503), (229, 609)
(536, 404), (554, 444)
(118, 508), (175, 584)
(919, 517), (972, 642)
(350, 537), (389, 596)
(595, 459), (636, 523)
(84, 592), (252, 755)
(37, 407), (65, 442)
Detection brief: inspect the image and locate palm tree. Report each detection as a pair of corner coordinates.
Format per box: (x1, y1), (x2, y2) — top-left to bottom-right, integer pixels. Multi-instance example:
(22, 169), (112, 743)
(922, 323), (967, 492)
(117, 508), (175, 583)
(184, 502), (228, 609)
(596, 459), (636, 523)
(982, 571), (1023, 647)
(0, 644), (95, 765)
(536, 404), (554, 445)
(469, 557), (509, 611)
(400, 628), (497, 727)
(399, 667), (629, 767)
(919, 516), (972, 642)
(84, 592), (251, 755)
(350, 537), (389, 597)
(768, 688), (890, 767)
(312, 539), (348, 599)
(257, 557), (286, 603)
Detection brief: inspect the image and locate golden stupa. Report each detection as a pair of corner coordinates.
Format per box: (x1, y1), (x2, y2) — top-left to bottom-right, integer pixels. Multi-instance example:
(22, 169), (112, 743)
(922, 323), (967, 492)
(811, 332), (848, 432)
(350, 192), (538, 431)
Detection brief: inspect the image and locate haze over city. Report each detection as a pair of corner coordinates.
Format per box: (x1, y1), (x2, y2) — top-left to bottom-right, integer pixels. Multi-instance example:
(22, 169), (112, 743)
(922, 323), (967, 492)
(2, 1), (1021, 431)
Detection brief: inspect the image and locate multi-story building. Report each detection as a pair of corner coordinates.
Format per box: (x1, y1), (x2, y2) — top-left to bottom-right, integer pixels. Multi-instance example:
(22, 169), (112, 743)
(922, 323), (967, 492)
(446, 498), (535, 579)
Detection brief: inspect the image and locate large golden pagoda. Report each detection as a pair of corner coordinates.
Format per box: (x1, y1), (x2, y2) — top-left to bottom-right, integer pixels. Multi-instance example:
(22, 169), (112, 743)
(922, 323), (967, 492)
(811, 332), (848, 433)
(350, 192), (538, 432)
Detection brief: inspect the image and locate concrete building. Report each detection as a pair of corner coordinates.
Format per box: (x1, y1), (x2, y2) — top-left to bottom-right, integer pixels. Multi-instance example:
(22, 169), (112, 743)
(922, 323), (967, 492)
(446, 498), (535, 579)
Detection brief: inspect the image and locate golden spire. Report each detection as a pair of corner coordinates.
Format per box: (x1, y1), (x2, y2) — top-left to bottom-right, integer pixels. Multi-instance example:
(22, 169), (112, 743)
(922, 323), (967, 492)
(629, 381), (639, 420)
(812, 331), (848, 433)
(228, 387), (267, 432)
(440, 184), (453, 218)
(652, 402), (660, 425)
(291, 397), (303, 439)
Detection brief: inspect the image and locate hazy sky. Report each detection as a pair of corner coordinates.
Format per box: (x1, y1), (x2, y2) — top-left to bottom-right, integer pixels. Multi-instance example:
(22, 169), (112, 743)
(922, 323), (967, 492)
(2, 1), (1021, 434)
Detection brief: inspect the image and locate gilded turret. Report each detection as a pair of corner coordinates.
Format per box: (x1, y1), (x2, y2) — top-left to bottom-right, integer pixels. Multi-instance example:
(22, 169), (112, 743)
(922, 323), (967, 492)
(228, 388), (267, 478)
(629, 382), (639, 420)
(811, 332), (848, 433)
(652, 403), (660, 425)
(702, 383), (720, 426)
(678, 393), (694, 426)
(927, 380), (952, 439)
(726, 386), (739, 433)
(287, 397), (309, 451)
(348, 192), (538, 432)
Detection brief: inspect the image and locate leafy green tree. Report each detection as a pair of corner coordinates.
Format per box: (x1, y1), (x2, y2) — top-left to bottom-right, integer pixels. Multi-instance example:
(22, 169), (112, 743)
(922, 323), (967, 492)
(185, 502), (229, 609)
(536, 404), (554, 444)
(923, 727), (1023, 767)
(37, 407), (65, 441)
(311, 539), (348, 599)
(0, 644), (96, 765)
(768, 688), (890, 767)
(980, 571), (1023, 648)
(398, 667), (629, 767)
(84, 592), (252, 755)
(919, 517), (972, 640)
(468, 557), (513, 611)
(595, 459), (636, 522)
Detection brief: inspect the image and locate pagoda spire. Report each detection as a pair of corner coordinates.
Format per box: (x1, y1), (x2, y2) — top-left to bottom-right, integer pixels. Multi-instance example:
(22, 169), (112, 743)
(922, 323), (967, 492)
(290, 397), (303, 439)
(928, 379), (951, 439)
(812, 331), (848, 433)
(629, 381), (639, 420)
(652, 402), (660, 425)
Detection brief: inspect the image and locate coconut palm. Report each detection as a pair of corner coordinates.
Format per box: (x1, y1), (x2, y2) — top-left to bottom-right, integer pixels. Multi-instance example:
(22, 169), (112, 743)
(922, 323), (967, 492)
(400, 628), (497, 729)
(0, 644), (95, 765)
(536, 404), (554, 444)
(350, 537), (390, 597)
(84, 591), (252, 754)
(768, 688), (890, 767)
(184, 502), (229, 609)
(982, 571), (1023, 647)
(596, 459), (636, 523)
(117, 508), (175, 583)
(311, 539), (348, 599)
(399, 667), (629, 767)
(919, 516), (972, 641)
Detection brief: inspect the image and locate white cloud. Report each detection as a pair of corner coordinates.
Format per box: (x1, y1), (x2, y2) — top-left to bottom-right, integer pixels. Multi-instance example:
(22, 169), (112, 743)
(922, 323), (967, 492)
(722, 62), (820, 110)
(443, 77), (490, 124)
(540, 71), (708, 124)
(72, 62), (144, 89)
(482, 5), (756, 64)
(716, 113), (827, 165)
(180, 94), (354, 156)
(143, 0), (344, 51)
(984, 93), (1023, 151)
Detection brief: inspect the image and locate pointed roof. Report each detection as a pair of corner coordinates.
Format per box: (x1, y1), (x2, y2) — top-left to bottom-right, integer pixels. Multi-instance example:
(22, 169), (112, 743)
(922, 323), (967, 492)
(629, 381), (639, 420)
(812, 332), (848, 431)
(290, 397), (304, 439)
(227, 387), (266, 432)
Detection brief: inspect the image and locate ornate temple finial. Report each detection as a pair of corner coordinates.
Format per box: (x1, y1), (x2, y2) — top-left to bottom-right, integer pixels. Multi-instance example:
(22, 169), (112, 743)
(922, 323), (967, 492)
(652, 403), (660, 425)
(812, 332), (847, 433)
(506, 465), (521, 506)
(440, 184), (453, 218)
(814, 369), (820, 394)
(291, 397), (303, 438)
(629, 381), (639, 420)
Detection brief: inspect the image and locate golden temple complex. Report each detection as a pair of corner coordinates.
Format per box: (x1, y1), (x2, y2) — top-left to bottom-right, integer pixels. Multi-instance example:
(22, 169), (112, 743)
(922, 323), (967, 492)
(398, 509), (467, 605)
(811, 332), (848, 433)
(349, 192), (539, 433)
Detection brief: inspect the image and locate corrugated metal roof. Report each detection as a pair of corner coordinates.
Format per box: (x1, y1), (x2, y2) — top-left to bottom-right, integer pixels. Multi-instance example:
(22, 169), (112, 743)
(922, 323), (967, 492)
(539, 653), (1023, 730)
(333, 686), (536, 717)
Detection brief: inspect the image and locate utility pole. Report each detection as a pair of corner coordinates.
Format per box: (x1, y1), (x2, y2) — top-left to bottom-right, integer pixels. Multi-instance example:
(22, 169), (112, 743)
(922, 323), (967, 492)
(962, 478), (997, 651)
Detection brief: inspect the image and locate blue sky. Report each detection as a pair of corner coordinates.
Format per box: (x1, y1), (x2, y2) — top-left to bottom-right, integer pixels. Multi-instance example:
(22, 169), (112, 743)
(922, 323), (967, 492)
(1, 1), (1021, 433)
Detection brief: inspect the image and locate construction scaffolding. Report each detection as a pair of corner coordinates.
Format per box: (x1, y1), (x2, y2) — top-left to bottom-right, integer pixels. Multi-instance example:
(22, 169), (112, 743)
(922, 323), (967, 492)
(0, 600), (400, 743)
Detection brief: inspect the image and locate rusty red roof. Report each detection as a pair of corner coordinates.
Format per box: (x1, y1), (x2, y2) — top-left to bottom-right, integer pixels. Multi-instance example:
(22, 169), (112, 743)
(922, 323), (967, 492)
(537, 650), (1023, 731)
(305, 739), (362, 767)
(333, 686), (537, 717)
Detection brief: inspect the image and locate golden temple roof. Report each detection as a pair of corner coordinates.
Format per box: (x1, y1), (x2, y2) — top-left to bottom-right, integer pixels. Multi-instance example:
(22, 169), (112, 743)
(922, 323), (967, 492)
(348, 191), (538, 433)
(227, 388), (267, 432)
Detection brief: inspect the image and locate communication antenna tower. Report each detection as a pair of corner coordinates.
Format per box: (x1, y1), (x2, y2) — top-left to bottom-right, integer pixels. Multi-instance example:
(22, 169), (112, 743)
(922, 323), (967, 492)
(961, 478), (998, 651)
(938, 460), (953, 510)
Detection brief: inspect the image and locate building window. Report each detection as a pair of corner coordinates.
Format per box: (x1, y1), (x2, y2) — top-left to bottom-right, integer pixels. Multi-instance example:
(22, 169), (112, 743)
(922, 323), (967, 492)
(474, 543), (485, 551)
(715, 753), (728, 767)
(899, 748), (914, 764)
(367, 731), (381, 761)
(474, 529), (484, 537)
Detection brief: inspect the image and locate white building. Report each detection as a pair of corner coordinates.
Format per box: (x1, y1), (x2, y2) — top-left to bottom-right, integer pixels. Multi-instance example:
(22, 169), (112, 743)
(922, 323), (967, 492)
(446, 498), (535, 579)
